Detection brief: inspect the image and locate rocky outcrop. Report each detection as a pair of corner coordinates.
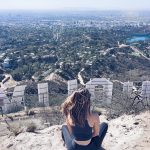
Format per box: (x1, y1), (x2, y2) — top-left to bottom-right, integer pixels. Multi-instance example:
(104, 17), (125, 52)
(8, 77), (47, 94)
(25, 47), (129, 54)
(0, 111), (150, 150)
(44, 72), (67, 84)
(1, 125), (66, 150)
(103, 111), (150, 150)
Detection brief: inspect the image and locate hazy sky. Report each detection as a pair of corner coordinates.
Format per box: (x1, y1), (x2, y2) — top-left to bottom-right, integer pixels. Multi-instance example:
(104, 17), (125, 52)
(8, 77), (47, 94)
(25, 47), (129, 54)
(0, 0), (150, 10)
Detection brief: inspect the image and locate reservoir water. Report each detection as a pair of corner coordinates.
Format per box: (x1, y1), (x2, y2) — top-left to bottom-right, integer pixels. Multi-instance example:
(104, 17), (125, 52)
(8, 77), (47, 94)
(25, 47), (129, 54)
(127, 35), (150, 43)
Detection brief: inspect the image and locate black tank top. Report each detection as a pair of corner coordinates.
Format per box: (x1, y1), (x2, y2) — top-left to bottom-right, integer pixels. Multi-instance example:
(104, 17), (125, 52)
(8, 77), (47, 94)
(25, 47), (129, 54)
(71, 120), (93, 141)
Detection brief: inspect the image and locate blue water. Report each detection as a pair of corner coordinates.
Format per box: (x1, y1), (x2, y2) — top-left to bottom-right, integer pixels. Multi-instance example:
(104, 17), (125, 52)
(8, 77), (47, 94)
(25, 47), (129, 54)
(127, 35), (150, 43)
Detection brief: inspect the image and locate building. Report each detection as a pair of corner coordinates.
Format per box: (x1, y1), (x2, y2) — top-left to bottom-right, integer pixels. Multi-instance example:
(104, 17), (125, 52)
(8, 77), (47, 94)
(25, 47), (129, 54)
(141, 81), (150, 103)
(38, 82), (49, 106)
(86, 78), (113, 106)
(0, 88), (11, 113)
(123, 81), (134, 95)
(68, 79), (78, 95)
(11, 85), (27, 107)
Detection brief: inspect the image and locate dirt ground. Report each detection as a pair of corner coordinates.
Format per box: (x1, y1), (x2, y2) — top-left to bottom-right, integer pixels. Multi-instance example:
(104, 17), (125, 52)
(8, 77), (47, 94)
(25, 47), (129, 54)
(0, 109), (150, 150)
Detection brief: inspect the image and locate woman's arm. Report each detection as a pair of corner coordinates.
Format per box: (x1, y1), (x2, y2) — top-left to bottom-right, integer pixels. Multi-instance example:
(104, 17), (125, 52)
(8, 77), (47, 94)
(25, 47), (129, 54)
(92, 113), (100, 137)
(66, 117), (72, 135)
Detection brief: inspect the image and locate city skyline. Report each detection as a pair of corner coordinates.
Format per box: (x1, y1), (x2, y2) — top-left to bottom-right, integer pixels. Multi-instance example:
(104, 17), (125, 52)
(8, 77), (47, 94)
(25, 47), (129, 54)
(0, 0), (150, 11)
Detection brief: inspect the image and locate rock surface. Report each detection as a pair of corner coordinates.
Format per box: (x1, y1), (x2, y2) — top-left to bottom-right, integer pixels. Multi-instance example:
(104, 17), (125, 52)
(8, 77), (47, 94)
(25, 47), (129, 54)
(103, 111), (150, 150)
(1, 125), (66, 150)
(0, 111), (150, 150)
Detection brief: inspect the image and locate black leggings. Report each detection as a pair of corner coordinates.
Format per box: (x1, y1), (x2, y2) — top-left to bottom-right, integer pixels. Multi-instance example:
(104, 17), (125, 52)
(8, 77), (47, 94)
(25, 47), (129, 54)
(62, 122), (108, 150)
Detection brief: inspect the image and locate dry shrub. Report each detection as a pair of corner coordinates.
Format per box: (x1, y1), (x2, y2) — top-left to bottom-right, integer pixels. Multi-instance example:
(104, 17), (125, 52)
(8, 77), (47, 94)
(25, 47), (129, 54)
(5, 120), (24, 136)
(4, 116), (37, 136)
(107, 88), (150, 119)
(39, 106), (65, 126)
(26, 122), (37, 132)
(9, 122), (37, 135)
(10, 126), (24, 136)
(6, 104), (24, 114)
(25, 110), (35, 116)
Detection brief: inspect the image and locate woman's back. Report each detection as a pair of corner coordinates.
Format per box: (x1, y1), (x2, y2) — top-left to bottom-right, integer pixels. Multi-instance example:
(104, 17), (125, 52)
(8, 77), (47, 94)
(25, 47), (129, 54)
(66, 113), (100, 145)
(61, 88), (108, 150)
(71, 120), (93, 141)
(68, 113), (94, 141)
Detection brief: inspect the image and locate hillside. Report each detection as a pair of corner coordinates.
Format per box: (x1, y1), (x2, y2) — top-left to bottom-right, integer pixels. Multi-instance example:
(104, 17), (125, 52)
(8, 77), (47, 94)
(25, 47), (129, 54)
(0, 15), (150, 83)
(0, 111), (149, 150)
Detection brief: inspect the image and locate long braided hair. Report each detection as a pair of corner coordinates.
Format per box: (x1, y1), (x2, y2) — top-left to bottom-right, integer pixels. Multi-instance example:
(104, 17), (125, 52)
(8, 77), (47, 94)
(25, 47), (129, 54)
(61, 88), (91, 127)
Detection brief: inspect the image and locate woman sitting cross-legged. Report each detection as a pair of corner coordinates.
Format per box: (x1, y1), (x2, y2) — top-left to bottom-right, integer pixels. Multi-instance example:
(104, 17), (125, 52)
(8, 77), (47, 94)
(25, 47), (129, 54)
(61, 88), (108, 150)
